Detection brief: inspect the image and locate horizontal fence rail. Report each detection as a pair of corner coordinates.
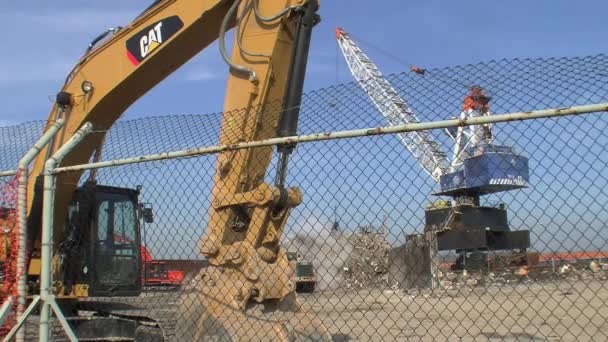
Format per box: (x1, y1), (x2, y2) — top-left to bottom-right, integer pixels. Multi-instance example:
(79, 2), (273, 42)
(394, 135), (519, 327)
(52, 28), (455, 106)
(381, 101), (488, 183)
(0, 171), (17, 178)
(53, 102), (608, 174)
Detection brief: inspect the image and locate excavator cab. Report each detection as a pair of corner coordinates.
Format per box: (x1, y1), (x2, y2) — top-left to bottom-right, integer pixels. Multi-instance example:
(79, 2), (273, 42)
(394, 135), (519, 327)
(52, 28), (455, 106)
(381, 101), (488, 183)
(60, 183), (142, 297)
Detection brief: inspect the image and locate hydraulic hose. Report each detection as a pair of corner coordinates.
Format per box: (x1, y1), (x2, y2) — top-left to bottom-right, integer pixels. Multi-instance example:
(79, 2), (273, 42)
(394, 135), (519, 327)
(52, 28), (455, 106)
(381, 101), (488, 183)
(252, 0), (305, 22)
(219, 0), (257, 80)
(236, 1), (270, 58)
(221, 0), (308, 79)
(86, 27), (122, 52)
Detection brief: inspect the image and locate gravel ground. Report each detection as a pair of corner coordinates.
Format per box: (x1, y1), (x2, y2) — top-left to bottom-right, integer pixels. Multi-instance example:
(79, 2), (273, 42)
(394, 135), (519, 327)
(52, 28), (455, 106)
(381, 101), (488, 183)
(20, 278), (608, 341)
(299, 279), (608, 341)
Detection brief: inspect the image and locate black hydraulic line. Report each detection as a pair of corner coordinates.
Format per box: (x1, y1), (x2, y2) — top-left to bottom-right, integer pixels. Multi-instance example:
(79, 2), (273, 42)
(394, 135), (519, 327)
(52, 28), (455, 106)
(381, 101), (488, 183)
(252, 0), (303, 22)
(236, 1), (271, 59)
(86, 27), (122, 52)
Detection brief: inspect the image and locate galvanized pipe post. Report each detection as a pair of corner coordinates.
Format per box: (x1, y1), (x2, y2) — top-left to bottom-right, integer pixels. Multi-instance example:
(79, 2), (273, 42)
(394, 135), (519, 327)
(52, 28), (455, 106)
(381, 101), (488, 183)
(15, 119), (65, 342)
(39, 122), (92, 342)
(0, 297), (14, 327)
(2, 122), (92, 342)
(0, 120), (64, 341)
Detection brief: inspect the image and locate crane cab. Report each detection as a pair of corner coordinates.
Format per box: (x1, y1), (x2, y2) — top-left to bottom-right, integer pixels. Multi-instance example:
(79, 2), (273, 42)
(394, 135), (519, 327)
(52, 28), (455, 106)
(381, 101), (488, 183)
(436, 144), (529, 197)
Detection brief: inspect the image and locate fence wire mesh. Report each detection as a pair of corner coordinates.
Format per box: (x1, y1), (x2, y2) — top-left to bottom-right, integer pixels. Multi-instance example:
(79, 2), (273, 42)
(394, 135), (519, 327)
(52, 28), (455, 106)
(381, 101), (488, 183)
(1, 53), (608, 341)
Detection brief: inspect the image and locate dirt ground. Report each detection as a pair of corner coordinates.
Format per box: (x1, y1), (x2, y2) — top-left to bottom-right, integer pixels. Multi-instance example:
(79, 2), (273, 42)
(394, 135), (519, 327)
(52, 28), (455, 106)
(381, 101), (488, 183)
(22, 278), (608, 341)
(298, 279), (608, 341)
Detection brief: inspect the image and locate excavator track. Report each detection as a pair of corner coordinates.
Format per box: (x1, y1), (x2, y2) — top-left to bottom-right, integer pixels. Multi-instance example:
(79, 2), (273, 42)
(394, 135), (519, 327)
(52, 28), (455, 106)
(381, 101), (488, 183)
(22, 291), (180, 341)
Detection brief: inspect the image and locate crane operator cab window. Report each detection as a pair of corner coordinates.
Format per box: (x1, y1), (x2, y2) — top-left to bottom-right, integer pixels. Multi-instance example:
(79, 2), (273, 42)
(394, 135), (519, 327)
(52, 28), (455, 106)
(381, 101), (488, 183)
(91, 188), (142, 296)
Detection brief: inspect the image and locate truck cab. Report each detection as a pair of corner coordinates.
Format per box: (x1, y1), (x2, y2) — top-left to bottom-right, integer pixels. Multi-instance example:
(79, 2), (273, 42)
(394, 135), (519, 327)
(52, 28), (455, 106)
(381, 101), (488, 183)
(287, 252), (316, 293)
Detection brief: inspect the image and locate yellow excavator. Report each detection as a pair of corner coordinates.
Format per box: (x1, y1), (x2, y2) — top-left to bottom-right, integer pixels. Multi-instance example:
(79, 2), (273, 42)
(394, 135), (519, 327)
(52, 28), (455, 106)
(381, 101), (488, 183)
(6, 0), (329, 340)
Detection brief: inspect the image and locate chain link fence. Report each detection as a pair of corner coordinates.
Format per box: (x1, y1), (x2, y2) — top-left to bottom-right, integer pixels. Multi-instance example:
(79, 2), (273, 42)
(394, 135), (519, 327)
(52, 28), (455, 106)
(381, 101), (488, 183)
(1, 53), (608, 341)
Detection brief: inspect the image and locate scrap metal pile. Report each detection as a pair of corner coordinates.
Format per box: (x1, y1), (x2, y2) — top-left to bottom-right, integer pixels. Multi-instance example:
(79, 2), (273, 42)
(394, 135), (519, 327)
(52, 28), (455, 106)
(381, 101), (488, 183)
(285, 224), (394, 291)
(341, 227), (392, 289)
(435, 258), (608, 289)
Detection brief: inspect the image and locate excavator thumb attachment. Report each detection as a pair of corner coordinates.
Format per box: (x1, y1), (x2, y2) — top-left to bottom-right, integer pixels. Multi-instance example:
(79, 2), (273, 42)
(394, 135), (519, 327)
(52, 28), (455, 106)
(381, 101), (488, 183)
(178, 184), (329, 340)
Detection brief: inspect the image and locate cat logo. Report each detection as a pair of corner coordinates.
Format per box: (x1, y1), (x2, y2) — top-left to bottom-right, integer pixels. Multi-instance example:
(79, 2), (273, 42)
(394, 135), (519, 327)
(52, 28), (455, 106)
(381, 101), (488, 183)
(140, 22), (163, 58)
(126, 16), (184, 66)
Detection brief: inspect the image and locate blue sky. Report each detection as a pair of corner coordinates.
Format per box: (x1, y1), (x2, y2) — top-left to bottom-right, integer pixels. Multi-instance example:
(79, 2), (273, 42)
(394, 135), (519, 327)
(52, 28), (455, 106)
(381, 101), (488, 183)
(0, 1), (607, 258)
(1, 0), (608, 124)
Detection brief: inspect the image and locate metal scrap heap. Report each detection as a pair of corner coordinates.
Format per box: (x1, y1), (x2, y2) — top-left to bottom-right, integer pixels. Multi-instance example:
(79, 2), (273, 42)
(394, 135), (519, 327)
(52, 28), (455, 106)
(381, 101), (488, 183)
(342, 228), (391, 289)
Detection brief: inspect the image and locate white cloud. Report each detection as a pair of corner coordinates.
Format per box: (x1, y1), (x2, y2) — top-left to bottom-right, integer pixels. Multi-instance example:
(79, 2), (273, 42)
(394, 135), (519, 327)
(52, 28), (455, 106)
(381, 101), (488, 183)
(0, 9), (138, 34)
(183, 66), (223, 82)
(0, 55), (74, 85)
(0, 7), (138, 85)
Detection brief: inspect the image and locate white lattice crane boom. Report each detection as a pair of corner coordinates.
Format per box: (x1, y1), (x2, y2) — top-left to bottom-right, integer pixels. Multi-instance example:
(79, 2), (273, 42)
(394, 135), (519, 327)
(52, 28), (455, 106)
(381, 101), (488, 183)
(335, 28), (531, 260)
(335, 27), (449, 181)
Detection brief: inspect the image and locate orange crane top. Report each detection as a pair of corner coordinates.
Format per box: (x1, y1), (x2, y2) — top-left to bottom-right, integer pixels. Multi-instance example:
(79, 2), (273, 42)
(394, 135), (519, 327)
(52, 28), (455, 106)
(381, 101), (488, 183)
(463, 86), (491, 113)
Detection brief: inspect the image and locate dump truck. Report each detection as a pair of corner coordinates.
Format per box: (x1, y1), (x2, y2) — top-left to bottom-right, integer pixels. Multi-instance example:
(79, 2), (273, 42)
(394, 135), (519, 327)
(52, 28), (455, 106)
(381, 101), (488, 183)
(287, 252), (317, 293)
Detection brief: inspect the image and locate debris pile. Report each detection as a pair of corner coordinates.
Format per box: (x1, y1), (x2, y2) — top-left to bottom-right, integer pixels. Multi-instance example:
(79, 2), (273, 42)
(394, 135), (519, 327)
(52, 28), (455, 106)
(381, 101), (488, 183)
(388, 235), (432, 289)
(286, 218), (608, 293)
(342, 227), (391, 289)
(436, 269), (490, 289)
(433, 258), (608, 289)
(553, 261), (608, 281)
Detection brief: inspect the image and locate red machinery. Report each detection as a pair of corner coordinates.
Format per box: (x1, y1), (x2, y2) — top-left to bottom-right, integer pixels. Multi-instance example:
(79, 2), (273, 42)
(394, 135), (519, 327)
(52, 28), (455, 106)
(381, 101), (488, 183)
(141, 246), (184, 287)
(114, 234), (184, 288)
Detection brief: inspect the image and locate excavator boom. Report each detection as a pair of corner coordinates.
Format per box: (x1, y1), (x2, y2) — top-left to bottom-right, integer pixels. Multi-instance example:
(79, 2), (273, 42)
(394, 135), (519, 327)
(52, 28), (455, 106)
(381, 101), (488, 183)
(28, 0), (234, 257)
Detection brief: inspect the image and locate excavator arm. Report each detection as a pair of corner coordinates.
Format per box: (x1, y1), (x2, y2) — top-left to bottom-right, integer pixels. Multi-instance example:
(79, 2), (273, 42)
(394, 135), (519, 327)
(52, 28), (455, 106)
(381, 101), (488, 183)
(21, 0), (326, 340)
(200, 0), (320, 308)
(26, 0), (313, 273)
(28, 0), (235, 231)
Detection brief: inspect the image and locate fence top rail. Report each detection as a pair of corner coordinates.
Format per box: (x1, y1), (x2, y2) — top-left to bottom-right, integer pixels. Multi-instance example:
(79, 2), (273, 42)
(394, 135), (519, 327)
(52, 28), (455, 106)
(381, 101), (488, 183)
(53, 102), (608, 174)
(0, 170), (17, 178)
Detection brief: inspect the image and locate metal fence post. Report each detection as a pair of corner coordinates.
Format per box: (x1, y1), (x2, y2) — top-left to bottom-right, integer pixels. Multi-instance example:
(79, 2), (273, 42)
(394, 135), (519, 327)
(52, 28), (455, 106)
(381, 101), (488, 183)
(0, 172), (16, 329)
(0, 120), (64, 341)
(39, 122), (92, 342)
(2, 122), (92, 342)
(15, 119), (65, 342)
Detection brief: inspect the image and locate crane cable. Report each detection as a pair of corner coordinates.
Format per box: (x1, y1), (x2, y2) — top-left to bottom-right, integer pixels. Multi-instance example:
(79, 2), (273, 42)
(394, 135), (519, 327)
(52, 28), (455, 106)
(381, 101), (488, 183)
(344, 31), (474, 90)
(341, 32), (608, 91)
